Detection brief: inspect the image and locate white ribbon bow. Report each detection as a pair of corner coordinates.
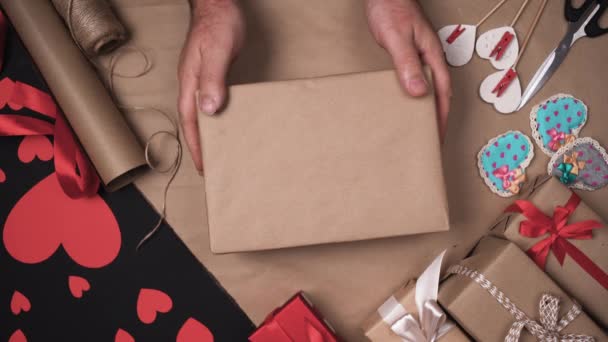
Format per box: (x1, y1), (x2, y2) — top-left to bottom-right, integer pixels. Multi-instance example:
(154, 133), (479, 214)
(506, 294), (594, 342)
(377, 251), (455, 342)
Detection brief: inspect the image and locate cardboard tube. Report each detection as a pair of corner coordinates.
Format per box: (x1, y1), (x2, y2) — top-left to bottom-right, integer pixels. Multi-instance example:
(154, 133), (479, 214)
(1, 0), (146, 191)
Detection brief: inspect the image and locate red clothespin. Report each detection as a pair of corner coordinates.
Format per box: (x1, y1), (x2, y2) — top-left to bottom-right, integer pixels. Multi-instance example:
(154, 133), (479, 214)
(446, 25), (466, 44)
(489, 31), (515, 61)
(492, 68), (517, 97)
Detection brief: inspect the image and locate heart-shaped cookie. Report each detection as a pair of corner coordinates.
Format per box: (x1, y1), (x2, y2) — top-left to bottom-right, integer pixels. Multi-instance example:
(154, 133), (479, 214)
(476, 26), (519, 70)
(478, 130), (534, 197)
(530, 94), (587, 155)
(548, 137), (608, 191)
(438, 24), (477, 67)
(480, 69), (521, 114)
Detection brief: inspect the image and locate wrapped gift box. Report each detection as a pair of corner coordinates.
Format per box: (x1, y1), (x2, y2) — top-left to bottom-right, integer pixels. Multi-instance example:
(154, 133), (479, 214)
(249, 292), (340, 342)
(492, 177), (608, 327)
(438, 236), (607, 341)
(199, 70), (449, 253)
(362, 280), (470, 341)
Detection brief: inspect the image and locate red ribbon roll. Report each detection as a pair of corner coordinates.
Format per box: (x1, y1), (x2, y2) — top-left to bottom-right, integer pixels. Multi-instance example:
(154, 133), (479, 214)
(0, 77), (99, 198)
(505, 193), (608, 289)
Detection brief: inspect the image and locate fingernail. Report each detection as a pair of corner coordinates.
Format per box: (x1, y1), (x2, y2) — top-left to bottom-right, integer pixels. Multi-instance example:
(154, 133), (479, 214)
(198, 169), (204, 177)
(199, 95), (217, 115)
(407, 77), (428, 96)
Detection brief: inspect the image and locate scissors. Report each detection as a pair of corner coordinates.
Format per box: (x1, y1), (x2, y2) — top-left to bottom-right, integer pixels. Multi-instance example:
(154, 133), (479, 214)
(518, 0), (608, 110)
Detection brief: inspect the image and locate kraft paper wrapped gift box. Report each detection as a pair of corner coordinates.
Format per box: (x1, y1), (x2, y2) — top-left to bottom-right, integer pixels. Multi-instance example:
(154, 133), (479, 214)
(362, 280), (471, 342)
(438, 236), (607, 341)
(199, 70), (449, 253)
(491, 177), (608, 328)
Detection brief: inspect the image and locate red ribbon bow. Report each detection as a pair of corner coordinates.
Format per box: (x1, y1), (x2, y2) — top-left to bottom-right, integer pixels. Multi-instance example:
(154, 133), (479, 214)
(505, 193), (608, 289)
(0, 78), (100, 198)
(546, 128), (566, 151)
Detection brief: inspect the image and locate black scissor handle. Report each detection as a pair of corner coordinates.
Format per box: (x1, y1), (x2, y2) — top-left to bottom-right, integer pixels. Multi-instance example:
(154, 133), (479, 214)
(565, 0), (595, 22)
(585, 0), (608, 37)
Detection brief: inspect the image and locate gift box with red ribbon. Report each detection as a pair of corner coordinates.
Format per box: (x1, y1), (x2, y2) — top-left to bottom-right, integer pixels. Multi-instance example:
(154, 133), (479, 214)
(249, 292), (341, 342)
(492, 177), (608, 328)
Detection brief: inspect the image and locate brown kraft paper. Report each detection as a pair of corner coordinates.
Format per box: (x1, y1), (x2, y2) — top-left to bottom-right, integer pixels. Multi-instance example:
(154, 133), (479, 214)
(491, 177), (608, 328)
(438, 236), (607, 341)
(107, 0), (608, 340)
(199, 70), (448, 253)
(362, 280), (470, 342)
(0, 0), (146, 191)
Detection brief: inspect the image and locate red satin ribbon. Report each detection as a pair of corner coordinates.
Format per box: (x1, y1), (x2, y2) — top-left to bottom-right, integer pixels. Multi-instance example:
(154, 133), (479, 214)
(505, 193), (608, 289)
(0, 77), (100, 198)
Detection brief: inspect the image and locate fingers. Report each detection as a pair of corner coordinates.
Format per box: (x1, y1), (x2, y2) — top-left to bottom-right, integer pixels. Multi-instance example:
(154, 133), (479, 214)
(178, 42), (204, 172)
(197, 39), (233, 116)
(177, 1), (244, 173)
(420, 30), (452, 141)
(382, 29), (429, 97)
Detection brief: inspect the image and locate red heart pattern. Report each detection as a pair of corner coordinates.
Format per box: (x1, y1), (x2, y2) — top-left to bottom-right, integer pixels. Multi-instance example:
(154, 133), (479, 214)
(176, 318), (214, 342)
(3, 173), (121, 268)
(17, 136), (53, 163)
(0, 78), (23, 110)
(10, 290), (31, 315)
(68, 276), (91, 298)
(136, 288), (173, 324)
(115, 329), (135, 342)
(8, 329), (27, 342)
(0, 167), (5, 183)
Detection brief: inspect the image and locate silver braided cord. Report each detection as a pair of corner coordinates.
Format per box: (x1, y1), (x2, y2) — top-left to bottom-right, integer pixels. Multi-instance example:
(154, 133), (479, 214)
(446, 265), (595, 342)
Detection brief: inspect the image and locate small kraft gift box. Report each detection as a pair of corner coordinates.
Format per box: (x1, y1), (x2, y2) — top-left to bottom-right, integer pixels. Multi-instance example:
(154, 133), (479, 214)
(362, 251), (471, 342)
(491, 177), (608, 328)
(249, 292), (341, 342)
(438, 236), (607, 341)
(199, 70), (449, 253)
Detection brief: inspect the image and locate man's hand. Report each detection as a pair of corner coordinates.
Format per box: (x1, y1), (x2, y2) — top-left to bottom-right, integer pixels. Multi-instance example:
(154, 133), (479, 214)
(365, 0), (452, 139)
(178, 0), (245, 172)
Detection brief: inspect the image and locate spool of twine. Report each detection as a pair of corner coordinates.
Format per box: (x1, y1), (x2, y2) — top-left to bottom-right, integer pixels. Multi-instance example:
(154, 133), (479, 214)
(51, 0), (127, 56)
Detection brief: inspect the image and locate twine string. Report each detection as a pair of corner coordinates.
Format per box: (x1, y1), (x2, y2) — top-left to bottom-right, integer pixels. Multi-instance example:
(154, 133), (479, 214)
(105, 47), (183, 250)
(55, 0), (127, 56)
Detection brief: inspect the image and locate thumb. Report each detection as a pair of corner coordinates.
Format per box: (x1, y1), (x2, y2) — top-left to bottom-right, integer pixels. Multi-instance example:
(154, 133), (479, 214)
(383, 30), (429, 97)
(198, 43), (233, 115)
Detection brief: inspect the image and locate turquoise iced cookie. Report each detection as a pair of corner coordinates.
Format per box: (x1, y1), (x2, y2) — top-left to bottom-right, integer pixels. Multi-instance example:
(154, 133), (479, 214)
(530, 94), (587, 155)
(548, 137), (608, 191)
(478, 131), (534, 197)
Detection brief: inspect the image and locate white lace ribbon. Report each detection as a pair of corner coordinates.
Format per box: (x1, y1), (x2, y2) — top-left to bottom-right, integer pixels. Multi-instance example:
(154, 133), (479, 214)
(377, 251), (455, 342)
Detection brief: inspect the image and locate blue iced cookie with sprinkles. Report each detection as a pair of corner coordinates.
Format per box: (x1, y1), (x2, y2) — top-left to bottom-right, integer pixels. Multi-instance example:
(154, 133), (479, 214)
(548, 137), (608, 191)
(530, 94), (587, 156)
(477, 130), (534, 197)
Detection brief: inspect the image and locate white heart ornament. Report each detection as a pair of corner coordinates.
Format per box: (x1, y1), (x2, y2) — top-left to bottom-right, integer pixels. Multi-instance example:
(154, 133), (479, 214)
(476, 26), (519, 70)
(480, 69), (521, 114)
(438, 25), (477, 67)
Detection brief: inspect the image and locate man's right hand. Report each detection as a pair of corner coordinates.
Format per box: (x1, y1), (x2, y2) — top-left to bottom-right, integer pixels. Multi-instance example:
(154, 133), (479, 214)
(178, 0), (245, 172)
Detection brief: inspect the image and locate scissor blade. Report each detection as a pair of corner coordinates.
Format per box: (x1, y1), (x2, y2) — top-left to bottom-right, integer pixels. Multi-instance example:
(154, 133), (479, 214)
(518, 40), (573, 111)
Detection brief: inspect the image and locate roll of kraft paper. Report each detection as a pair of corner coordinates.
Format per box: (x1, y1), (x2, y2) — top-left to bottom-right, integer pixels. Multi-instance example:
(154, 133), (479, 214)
(1, 0), (146, 191)
(51, 0), (128, 56)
